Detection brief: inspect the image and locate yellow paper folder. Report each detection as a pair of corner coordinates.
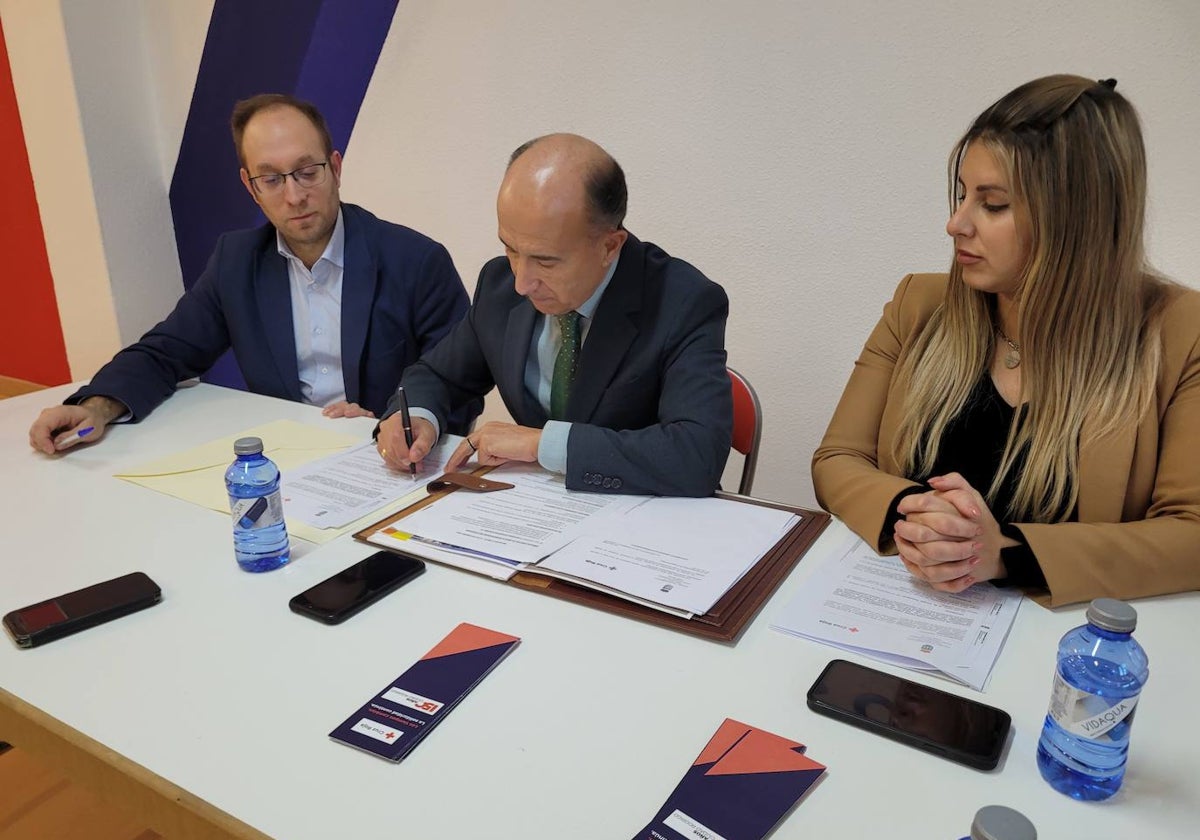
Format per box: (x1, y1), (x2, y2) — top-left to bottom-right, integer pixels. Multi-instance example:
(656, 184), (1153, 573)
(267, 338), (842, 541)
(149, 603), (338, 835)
(114, 419), (424, 544)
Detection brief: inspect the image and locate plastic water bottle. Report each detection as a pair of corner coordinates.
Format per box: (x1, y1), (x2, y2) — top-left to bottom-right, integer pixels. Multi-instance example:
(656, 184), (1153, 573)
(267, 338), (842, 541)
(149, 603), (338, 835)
(958, 805), (1036, 840)
(224, 436), (290, 572)
(1036, 598), (1148, 800)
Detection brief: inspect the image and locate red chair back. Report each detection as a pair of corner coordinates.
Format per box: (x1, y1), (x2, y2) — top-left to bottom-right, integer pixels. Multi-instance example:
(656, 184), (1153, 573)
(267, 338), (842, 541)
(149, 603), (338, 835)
(727, 368), (762, 494)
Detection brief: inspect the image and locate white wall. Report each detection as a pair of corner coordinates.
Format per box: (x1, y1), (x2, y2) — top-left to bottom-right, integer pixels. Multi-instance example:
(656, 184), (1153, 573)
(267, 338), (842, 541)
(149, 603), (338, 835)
(59, 0), (187, 345)
(37, 0), (1200, 507)
(140, 0), (213, 190)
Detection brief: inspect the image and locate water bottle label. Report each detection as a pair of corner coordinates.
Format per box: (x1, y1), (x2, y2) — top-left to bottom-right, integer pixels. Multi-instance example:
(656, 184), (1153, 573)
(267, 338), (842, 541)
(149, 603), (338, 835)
(1047, 671), (1139, 739)
(230, 491), (285, 530)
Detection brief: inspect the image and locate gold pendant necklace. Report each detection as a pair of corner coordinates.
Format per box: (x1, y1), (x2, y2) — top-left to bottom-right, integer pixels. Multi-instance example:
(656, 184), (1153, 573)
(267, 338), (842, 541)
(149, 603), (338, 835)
(998, 329), (1021, 369)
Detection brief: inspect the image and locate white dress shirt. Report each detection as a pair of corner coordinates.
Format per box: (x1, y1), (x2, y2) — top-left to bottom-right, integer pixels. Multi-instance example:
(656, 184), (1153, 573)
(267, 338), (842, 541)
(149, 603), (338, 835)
(278, 210), (346, 407)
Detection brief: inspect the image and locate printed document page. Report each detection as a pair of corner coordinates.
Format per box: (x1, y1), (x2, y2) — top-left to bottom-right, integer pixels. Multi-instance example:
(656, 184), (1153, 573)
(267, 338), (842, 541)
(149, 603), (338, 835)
(538, 497), (799, 614)
(771, 534), (1020, 691)
(392, 463), (642, 566)
(283, 437), (459, 529)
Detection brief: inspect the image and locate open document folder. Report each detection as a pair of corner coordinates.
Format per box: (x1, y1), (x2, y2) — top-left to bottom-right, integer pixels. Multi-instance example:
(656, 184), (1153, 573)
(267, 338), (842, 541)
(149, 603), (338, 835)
(115, 419), (459, 544)
(770, 530), (1021, 691)
(360, 463), (800, 618)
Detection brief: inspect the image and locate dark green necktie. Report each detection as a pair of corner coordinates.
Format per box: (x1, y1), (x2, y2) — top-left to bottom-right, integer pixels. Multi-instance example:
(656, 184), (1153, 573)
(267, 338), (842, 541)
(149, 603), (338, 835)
(550, 311), (581, 420)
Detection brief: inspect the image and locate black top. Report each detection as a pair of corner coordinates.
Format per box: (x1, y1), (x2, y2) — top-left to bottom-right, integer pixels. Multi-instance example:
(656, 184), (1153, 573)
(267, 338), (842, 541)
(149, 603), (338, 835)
(887, 376), (1069, 589)
(931, 376), (1028, 520)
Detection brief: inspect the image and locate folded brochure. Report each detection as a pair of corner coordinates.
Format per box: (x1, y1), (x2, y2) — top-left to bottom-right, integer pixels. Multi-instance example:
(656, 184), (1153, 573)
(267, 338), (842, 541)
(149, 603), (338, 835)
(635, 718), (825, 840)
(330, 622), (520, 762)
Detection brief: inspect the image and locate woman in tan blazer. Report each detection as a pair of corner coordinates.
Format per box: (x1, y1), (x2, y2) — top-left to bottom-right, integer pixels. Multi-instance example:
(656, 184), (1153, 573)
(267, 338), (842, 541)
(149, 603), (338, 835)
(812, 75), (1200, 608)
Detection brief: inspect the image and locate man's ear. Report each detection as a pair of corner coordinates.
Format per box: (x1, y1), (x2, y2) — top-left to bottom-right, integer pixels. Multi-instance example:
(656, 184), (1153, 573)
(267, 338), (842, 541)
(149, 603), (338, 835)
(602, 227), (628, 265)
(240, 168), (261, 206)
(329, 150), (344, 185)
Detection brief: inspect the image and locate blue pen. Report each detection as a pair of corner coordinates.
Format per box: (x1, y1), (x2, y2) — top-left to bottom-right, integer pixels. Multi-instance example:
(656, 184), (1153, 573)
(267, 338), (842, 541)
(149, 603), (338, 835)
(56, 426), (95, 449)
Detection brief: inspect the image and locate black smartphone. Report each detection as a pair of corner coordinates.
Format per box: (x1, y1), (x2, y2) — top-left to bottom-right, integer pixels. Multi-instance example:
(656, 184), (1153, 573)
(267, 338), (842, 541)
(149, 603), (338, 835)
(289, 551), (424, 625)
(3, 572), (162, 649)
(806, 659), (1011, 770)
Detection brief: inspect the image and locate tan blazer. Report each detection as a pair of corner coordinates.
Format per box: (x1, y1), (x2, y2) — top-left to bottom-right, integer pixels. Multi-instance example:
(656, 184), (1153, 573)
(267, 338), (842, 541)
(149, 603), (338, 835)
(812, 273), (1200, 607)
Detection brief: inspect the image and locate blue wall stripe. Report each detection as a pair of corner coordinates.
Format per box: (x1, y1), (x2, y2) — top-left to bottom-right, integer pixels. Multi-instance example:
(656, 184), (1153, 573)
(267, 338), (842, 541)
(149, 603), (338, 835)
(168, 0), (399, 390)
(294, 0), (401, 146)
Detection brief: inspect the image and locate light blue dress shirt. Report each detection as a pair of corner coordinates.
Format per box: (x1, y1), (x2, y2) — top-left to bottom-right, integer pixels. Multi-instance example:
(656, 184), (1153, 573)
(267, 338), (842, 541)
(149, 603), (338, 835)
(278, 209), (346, 408)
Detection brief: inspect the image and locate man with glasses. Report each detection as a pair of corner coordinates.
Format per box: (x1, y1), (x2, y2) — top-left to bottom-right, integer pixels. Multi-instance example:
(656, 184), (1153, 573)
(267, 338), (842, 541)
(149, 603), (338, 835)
(29, 94), (475, 454)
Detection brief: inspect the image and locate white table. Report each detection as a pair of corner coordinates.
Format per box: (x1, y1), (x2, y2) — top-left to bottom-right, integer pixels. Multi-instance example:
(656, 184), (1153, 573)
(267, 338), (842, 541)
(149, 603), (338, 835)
(2, 383), (1197, 839)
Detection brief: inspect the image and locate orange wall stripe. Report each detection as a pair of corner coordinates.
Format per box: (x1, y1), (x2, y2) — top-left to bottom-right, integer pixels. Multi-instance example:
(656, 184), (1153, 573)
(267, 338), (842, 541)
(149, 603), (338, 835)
(0, 17), (71, 386)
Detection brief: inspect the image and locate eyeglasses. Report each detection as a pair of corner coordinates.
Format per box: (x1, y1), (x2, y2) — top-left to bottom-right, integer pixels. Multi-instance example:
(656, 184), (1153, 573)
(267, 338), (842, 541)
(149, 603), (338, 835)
(248, 161), (329, 194)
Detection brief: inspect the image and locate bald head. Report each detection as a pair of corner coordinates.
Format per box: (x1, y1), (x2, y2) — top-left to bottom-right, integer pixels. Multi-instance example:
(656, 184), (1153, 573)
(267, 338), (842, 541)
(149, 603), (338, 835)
(496, 134), (628, 316)
(504, 134), (627, 232)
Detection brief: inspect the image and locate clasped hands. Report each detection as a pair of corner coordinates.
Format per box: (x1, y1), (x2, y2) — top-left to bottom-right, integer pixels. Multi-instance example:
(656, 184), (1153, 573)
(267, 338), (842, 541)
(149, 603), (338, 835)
(893, 473), (1018, 594)
(376, 415), (542, 474)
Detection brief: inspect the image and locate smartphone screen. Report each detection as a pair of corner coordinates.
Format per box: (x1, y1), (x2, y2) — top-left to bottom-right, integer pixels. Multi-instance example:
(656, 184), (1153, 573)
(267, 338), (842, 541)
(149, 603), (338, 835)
(806, 659), (1010, 770)
(3, 572), (162, 648)
(289, 551), (424, 624)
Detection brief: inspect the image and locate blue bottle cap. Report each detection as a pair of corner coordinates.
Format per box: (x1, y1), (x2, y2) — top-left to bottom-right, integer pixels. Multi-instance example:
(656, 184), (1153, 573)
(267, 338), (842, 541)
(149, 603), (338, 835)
(1087, 598), (1137, 633)
(971, 805), (1037, 840)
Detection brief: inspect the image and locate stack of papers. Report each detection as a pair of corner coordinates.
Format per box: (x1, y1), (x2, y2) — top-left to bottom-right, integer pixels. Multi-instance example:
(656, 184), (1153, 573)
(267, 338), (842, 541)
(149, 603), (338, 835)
(118, 423), (804, 620)
(771, 533), (1021, 691)
(282, 438), (457, 529)
(536, 496), (797, 616)
(365, 463), (800, 619)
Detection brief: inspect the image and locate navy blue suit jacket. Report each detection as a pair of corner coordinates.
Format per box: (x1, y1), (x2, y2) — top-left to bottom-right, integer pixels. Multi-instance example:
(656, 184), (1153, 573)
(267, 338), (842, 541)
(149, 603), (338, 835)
(386, 234), (733, 497)
(70, 203), (476, 424)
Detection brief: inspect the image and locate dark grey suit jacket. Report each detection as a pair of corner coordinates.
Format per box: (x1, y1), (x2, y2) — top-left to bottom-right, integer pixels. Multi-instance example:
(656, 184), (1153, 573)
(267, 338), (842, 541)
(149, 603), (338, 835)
(386, 234), (732, 496)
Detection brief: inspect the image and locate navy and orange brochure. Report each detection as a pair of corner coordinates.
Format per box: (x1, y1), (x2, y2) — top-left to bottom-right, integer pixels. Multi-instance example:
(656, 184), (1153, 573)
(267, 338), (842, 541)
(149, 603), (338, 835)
(330, 622), (520, 762)
(635, 719), (826, 840)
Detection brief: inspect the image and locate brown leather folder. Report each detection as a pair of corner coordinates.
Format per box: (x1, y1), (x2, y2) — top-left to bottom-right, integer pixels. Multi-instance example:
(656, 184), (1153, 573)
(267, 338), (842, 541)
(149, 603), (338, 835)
(353, 482), (830, 643)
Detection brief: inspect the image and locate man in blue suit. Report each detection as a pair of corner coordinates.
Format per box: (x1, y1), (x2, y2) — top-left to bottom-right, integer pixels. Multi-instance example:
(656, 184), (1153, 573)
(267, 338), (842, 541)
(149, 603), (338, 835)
(29, 94), (473, 454)
(374, 134), (732, 497)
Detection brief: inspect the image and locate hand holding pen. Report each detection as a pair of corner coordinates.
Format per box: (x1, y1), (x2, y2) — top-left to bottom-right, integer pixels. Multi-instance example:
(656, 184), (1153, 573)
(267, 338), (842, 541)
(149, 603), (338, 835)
(29, 397), (124, 455)
(375, 386), (436, 475)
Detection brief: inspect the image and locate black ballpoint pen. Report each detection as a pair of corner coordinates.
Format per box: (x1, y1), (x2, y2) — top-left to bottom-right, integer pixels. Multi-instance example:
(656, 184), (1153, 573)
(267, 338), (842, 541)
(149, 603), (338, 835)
(396, 385), (416, 480)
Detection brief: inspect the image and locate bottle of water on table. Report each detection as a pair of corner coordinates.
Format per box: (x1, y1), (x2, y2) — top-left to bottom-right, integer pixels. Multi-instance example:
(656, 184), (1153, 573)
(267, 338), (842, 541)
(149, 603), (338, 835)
(225, 436), (290, 572)
(1036, 598), (1148, 800)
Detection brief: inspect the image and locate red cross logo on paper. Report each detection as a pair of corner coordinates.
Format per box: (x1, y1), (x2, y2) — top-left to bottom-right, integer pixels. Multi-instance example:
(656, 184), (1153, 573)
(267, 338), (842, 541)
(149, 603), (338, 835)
(351, 718), (404, 744)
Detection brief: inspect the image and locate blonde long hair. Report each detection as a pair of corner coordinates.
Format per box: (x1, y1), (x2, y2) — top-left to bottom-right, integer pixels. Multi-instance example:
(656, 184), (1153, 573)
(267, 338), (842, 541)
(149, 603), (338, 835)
(893, 75), (1169, 522)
